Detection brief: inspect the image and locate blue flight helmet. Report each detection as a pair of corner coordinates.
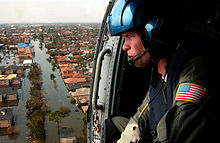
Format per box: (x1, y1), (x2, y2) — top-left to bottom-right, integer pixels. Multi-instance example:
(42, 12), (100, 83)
(108, 0), (144, 36)
(108, 0), (162, 40)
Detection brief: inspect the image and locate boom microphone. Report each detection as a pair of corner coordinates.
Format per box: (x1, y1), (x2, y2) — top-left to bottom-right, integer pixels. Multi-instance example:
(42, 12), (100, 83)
(127, 51), (147, 66)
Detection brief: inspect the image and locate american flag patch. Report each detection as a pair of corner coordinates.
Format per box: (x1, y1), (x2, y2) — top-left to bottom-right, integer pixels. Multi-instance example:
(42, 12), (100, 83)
(176, 83), (206, 103)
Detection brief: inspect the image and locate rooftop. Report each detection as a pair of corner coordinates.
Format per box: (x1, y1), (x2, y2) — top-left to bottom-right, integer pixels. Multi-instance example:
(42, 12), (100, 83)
(0, 74), (17, 80)
(66, 82), (90, 91)
(64, 78), (86, 84)
(0, 108), (13, 120)
(0, 65), (23, 71)
(0, 87), (18, 95)
(17, 43), (32, 48)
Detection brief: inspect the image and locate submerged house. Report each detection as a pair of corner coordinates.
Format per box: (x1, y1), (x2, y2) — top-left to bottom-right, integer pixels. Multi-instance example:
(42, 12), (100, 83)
(0, 88), (18, 102)
(0, 108), (13, 128)
(0, 74), (21, 87)
(17, 43), (33, 63)
(11, 77), (21, 86)
(0, 65), (24, 76)
(17, 43), (32, 54)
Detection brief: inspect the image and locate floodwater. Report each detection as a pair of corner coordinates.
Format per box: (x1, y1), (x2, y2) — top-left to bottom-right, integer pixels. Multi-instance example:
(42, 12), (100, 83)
(0, 40), (83, 143)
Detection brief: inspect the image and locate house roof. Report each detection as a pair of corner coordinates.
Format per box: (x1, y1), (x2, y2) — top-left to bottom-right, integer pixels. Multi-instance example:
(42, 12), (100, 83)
(0, 108), (13, 120)
(71, 88), (90, 97)
(0, 65), (23, 71)
(64, 78), (86, 84)
(17, 43), (32, 48)
(0, 87), (18, 95)
(66, 82), (90, 91)
(81, 106), (88, 113)
(0, 74), (17, 80)
(23, 59), (32, 64)
(71, 73), (87, 78)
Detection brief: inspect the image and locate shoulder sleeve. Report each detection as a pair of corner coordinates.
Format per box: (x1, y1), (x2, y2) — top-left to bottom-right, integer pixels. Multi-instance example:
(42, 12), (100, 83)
(179, 55), (208, 86)
(174, 55), (209, 104)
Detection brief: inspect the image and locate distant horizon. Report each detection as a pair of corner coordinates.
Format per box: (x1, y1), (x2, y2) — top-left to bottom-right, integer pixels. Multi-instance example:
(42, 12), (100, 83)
(0, 0), (109, 23)
(0, 22), (101, 25)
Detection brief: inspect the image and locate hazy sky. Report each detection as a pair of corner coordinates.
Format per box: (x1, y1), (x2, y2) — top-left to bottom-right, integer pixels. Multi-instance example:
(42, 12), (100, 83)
(0, 0), (109, 23)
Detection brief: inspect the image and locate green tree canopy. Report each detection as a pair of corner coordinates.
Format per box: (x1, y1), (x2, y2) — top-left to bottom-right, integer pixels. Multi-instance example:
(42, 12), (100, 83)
(49, 110), (65, 123)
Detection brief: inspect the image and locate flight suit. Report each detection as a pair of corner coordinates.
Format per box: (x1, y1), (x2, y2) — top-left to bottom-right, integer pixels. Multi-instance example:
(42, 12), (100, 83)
(113, 38), (220, 143)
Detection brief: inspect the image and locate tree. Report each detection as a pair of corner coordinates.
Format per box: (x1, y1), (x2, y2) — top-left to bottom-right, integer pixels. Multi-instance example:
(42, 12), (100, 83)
(26, 62), (46, 142)
(70, 97), (76, 105)
(26, 95), (45, 112)
(27, 62), (42, 86)
(49, 110), (65, 142)
(50, 73), (56, 80)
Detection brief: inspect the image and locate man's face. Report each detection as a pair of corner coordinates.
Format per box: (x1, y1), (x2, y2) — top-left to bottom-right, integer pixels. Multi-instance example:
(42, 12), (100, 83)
(122, 30), (151, 67)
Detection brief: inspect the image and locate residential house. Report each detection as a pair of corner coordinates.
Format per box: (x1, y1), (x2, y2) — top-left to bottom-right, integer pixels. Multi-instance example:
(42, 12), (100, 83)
(60, 67), (75, 78)
(66, 82), (90, 91)
(0, 79), (9, 86)
(70, 49), (82, 55)
(16, 66), (23, 73)
(0, 66), (22, 86)
(0, 88), (18, 102)
(4, 68), (14, 75)
(6, 94), (17, 101)
(62, 72), (87, 83)
(71, 87), (90, 104)
(17, 43), (32, 54)
(0, 108), (13, 128)
(11, 77), (21, 86)
(83, 48), (93, 54)
(23, 59), (32, 67)
(64, 78), (86, 84)
(79, 42), (87, 47)
(71, 87), (89, 113)
(0, 74), (21, 87)
(59, 48), (68, 53)
(59, 64), (81, 79)
(0, 65), (24, 76)
(80, 47), (93, 55)
(56, 56), (67, 64)
(17, 43), (33, 63)
(81, 106), (88, 113)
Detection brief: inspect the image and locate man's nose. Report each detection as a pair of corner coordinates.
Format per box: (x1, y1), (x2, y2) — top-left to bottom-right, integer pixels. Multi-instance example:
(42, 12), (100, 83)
(123, 40), (130, 51)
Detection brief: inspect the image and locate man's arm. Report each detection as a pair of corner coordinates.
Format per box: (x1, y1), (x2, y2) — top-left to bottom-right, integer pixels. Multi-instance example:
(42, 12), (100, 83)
(116, 92), (151, 143)
(157, 54), (220, 143)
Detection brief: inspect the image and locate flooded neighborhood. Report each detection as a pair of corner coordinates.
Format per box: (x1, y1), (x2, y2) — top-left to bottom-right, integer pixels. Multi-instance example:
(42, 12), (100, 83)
(0, 23), (99, 143)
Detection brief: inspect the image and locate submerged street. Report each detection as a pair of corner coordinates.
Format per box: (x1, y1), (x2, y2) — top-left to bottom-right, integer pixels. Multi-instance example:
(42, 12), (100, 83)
(0, 40), (84, 143)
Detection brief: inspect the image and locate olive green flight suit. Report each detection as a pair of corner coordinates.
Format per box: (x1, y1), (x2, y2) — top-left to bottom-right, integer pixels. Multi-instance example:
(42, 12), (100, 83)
(113, 53), (220, 143)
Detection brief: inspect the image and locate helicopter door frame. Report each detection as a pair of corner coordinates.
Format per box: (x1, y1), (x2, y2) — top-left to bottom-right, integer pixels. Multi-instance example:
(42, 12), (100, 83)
(88, 35), (122, 142)
(87, 0), (121, 142)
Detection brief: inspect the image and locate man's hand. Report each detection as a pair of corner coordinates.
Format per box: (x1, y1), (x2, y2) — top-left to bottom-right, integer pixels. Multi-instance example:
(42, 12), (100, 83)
(117, 118), (141, 143)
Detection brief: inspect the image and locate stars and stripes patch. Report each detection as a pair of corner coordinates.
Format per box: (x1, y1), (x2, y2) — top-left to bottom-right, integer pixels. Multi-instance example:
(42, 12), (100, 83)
(176, 83), (206, 103)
